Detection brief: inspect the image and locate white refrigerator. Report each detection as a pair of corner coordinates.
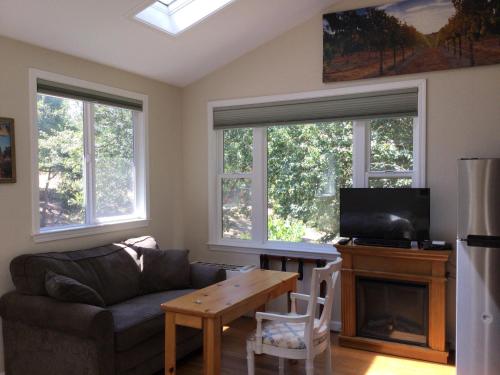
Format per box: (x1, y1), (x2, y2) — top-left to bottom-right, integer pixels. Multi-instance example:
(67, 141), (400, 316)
(456, 158), (500, 375)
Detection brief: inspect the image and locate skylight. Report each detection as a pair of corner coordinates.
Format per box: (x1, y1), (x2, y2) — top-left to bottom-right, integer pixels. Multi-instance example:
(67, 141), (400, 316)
(158, 0), (192, 15)
(135, 0), (236, 36)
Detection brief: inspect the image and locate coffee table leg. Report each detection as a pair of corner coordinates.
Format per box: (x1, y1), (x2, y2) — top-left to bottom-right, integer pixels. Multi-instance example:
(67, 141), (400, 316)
(165, 312), (176, 375)
(203, 317), (221, 375)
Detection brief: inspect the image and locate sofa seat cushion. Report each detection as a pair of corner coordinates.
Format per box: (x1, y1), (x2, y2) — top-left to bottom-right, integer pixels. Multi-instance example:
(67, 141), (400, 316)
(110, 289), (198, 352)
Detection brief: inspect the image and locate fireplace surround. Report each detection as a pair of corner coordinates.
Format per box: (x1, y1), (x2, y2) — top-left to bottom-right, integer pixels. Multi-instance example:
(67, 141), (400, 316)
(336, 242), (451, 363)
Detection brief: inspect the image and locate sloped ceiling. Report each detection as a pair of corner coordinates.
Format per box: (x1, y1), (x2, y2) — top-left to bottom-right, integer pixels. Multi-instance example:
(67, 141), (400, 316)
(0, 0), (347, 86)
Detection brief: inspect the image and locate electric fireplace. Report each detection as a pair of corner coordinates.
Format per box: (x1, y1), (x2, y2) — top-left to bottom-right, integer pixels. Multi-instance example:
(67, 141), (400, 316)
(356, 277), (428, 346)
(336, 242), (450, 363)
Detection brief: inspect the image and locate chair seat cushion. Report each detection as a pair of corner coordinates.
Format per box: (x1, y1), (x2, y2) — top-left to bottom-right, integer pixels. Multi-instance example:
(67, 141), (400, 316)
(110, 289), (198, 352)
(248, 315), (328, 350)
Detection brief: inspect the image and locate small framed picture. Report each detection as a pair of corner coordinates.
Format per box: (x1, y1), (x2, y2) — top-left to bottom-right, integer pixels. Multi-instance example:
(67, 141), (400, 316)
(0, 118), (16, 183)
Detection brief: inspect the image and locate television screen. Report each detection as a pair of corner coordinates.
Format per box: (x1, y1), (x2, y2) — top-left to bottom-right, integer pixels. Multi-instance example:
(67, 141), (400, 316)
(340, 188), (430, 241)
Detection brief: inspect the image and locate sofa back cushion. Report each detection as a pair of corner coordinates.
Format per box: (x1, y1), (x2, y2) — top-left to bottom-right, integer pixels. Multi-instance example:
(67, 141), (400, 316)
(140, 249), (191, 293)
(10, 244), (142, 305)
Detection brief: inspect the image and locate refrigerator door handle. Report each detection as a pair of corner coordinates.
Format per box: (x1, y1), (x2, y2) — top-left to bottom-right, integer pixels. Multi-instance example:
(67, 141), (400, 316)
(467, 235), (500, 248)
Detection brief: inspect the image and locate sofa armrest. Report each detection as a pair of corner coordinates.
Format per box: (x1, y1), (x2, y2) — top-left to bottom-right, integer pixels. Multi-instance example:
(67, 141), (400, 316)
(0, 291), (113, 340)
(190, 263), (226, 289)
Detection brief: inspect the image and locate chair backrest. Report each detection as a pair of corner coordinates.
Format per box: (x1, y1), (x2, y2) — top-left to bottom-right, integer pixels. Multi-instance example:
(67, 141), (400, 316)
(304, 258), (342, 345)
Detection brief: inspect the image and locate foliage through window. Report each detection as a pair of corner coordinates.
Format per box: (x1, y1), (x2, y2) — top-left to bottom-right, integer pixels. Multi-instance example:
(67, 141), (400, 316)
(267, 122), (353, 243)
(94, 104), (136, 219)
(368, 117), (415, 188)
(216, 116), (420, 247)
(221, 128), (253, 239)
(37, 93), (144, 231)
(38, 95), (85, 228)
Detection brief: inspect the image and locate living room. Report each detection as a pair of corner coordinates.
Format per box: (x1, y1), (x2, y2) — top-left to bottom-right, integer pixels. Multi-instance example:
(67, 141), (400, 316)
(0, 0), (499, 374)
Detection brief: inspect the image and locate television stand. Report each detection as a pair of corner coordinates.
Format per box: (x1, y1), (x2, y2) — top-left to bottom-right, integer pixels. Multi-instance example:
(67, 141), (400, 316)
(353, 238), (411, 249)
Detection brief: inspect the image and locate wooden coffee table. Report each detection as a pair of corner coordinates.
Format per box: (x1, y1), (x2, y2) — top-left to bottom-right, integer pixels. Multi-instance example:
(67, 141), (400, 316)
(162, 269), (298, 375)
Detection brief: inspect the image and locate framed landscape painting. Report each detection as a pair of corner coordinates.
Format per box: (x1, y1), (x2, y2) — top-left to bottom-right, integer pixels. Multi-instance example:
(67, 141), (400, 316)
(0, 118), (16, 183)
(323, 0), (500, 82)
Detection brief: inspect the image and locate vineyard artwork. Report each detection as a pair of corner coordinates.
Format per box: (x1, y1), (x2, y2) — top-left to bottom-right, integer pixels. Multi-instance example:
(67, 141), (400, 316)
(323, 0), (500, 82)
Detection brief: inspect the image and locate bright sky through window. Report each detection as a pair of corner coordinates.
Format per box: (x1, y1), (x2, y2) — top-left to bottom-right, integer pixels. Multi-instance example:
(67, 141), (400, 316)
(135, 0), (236, 36)
(158, 0), (193, 15)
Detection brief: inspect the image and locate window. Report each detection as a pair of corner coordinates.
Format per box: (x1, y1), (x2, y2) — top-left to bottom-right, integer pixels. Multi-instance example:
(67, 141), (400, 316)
(135, 0), (236, 36)
(367, 117), (415, 188)
(31, 70), (148, 240)
(38, 95), (86, 228)
(267, 122), (353, 244)
(221, 128), (253, 240)
(210, 82), (425, 253)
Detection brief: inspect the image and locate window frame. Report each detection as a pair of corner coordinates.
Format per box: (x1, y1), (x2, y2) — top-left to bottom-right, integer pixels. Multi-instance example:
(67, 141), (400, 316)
(208, 79), (426, 257)
(29, 69), (150, 242)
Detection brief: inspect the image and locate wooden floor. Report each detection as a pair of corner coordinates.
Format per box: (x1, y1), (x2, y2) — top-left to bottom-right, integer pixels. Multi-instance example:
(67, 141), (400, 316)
(174, 318), (455, 375)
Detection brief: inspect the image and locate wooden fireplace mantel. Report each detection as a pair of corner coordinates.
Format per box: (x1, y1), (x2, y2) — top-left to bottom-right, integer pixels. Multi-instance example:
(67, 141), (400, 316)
(336, 242), (451, 364)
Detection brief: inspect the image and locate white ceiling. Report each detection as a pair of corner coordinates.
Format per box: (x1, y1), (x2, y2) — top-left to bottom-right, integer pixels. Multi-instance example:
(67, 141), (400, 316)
(0, 0), (338, 87)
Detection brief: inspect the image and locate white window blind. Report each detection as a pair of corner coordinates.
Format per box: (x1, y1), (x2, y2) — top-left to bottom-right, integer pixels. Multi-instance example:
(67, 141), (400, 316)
(37, 79), (143, 111)
(213, 88), (418, 130)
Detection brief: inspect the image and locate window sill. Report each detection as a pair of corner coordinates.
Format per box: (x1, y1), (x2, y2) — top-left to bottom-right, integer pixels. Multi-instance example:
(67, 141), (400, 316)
(207, 241), (340, 260)
(33, 218), (150, 243)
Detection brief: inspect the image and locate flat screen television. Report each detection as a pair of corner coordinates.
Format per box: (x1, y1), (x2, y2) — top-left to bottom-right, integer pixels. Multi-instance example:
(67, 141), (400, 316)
(339, 188), (430, 242)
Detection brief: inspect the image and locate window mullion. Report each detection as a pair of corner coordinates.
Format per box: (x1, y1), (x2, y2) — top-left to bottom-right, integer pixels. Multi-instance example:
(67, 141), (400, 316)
(220, 173), (252, 179)
(132, 111), (141, 216)
(251, 127), (266, 244)
(412, 116), (420, 188)
(215, 130), (223, 241)
(367, 171), (414, 178)
(217, 130), (224, 175)
(352, 120), (368, 188)
(83, 103), (96, 225)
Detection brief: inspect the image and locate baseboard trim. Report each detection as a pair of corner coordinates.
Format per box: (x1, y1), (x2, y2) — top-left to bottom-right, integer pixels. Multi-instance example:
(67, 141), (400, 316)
(330, 320), (342, 332)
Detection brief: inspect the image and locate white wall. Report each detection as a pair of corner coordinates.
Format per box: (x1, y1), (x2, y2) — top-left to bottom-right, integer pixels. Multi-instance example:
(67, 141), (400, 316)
(181, 9), (500, 345)
(0, 35), (185, 371)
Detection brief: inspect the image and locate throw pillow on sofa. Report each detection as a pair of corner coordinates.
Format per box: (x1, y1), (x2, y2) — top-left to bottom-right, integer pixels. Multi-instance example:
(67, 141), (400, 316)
(45, 270), (106, 307)
(122, 235), (159, 256)
(140, 249), (191, 293)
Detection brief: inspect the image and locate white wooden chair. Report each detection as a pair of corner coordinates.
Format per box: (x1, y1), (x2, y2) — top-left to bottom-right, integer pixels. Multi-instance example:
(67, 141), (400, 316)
(246, 258), (342, 375)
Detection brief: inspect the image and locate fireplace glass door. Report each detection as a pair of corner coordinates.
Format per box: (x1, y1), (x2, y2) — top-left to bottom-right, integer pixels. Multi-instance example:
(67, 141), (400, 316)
(356, 277), (428, 346)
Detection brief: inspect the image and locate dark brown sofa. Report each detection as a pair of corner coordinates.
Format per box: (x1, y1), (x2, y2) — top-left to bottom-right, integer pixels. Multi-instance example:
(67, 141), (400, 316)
(0, 237), (225, 375)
